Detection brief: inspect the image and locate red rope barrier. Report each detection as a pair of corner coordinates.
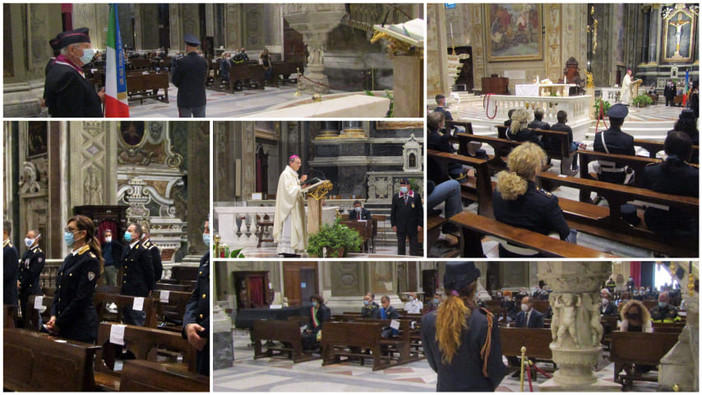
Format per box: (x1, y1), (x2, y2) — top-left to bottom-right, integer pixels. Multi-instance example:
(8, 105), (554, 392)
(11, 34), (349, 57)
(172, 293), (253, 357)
(483, 93), (498, 119)
(595, 100), (608, 133)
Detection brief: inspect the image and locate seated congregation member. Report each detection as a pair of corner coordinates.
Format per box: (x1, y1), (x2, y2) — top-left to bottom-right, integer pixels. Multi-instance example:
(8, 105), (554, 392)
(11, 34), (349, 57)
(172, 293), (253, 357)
(515, 296), (544, 328)
(100, 229), (123, 286)
(120, 223), (154, 326)
(348, 200), (372, 220)
(425, 292), (443, 313)
(641, 131), (698, 238)
(600, 289), (618, 316)
(493, 143), (575, 257)
(549, 110), (580, 171)
(421, 262), (505, 391)
(380, 295), (401, 338)
(404, 292), (423, 314)
(427, 179), (462, 234)
(46, 215), (101, 343)
(428, 111), (466, 180)
(18, 230), (45, 329)
(183, 219), (210, 375)
(500, 290), (518, 323)
(362, 292), (380, 318)
(650, 291), (682, 323)
(671, 108), (699, 147)
(302, 294), (330, 350)
(506, 109), (544, 148)
(433, 94), (454, 121)
(504, 109), (515, 128)
(527, 108), (550, 130)
(619, 299), (652, 332)
(593, 103), (635, 184)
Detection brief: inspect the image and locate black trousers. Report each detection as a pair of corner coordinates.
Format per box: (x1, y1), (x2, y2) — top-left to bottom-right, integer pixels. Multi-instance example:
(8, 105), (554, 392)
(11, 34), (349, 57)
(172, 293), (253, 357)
(396, 230), (421, 256)
(301, 330), (319, 350)
(19, 291), (41, 329)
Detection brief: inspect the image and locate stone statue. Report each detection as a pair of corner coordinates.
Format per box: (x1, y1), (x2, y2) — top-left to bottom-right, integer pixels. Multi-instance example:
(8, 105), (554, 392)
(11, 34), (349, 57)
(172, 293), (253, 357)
(556, 294), (581, 347)
(583, 293), (604, 347)
(551, 295), (562, 344)
(84, 166), (102, 205)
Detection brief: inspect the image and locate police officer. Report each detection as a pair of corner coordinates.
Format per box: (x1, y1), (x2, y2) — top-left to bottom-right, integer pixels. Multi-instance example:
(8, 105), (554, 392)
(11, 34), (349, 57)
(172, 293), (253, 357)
(593, 103), (635, 184)
(46, 215), (101, 343)
(183, 220), (210, 375)
(140, 223), (163, 283)
(3, 220), (19, 307)
(493, 142), (575, 257)
(18, 229), (45, 329)
(44, 28), (105, 117)
(120, 223), (153, 326)
(641, 131), (698, 238)
(421, 262), (505, 391)
(390, 178), (423, 256)
(171, 33), (208, 118)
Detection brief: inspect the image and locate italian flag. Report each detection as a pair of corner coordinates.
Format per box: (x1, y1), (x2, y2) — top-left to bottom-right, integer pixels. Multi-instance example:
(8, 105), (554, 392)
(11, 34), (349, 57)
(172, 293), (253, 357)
(105, 3), (129, 117)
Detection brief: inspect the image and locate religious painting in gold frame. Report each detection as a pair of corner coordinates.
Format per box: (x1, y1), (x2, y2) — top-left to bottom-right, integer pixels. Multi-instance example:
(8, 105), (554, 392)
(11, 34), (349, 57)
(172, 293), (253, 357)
(484, 4), (544, 62)
(662, 5), (696, 63)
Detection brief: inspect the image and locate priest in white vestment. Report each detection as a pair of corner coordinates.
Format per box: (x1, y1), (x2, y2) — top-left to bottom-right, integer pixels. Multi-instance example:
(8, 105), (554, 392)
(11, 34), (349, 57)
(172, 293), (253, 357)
(620, 69), (633, 105)
(273, 155), (308, 257)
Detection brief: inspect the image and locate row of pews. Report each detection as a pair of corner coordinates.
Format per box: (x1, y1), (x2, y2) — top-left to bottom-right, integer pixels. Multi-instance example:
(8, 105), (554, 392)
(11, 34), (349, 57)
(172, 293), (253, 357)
(428, 122), (699, 257)
(3, 266), (207, 392)
(207, 59), (303, 92)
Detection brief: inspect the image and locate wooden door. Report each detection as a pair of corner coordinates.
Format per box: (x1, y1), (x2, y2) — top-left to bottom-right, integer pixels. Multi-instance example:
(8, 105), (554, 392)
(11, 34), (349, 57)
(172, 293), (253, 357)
(283, 262), (318, 306)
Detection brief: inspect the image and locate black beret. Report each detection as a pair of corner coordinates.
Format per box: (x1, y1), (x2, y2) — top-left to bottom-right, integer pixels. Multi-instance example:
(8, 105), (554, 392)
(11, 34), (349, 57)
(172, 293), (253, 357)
(444, 262), (481, 291)
(57, 28), (90, 49)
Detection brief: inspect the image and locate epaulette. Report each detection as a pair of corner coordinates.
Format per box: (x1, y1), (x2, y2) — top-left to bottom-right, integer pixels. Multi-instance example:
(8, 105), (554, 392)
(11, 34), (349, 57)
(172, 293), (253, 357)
(89, 252), (97, 258)
(537, 187), (553, 197)
(76, 245), (91, 256)
(143, 240), (152, 247)
(3, 240), (10, 248)
(135, 244), (140, 249)
(32, 247), (42, 253)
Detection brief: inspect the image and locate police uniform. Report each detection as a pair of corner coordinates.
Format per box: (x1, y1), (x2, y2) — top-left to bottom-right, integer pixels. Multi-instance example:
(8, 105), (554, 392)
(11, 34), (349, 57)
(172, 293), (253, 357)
(3, 239), (19, 306)
(18, 244), (46, 328)
(50, 245), (99, 343)
(171, 34), (208, 117)
(493, 181), (571, 257)
(143, 238), (163, 283)
(641, 158), (699, 238)
(183, 252), (210, 375)
(390, 189), (423, 256)
(593, 104), (635, 184)
(120, 241), (153, 326)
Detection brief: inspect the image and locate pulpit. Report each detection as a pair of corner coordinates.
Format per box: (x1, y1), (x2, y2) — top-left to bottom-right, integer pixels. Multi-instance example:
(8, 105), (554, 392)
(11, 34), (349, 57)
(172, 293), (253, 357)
(303, 180), (333, 235)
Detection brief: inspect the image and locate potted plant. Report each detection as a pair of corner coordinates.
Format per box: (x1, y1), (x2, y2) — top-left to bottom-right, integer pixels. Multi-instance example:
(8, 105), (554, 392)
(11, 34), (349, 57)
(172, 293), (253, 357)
(306, 218), (362, 258)
(632, 94), (653, 108)
(593, 98), (611, 119)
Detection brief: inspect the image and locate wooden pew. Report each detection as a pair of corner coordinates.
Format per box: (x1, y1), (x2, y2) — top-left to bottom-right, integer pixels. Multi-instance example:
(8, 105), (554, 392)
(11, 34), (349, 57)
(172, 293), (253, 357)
(252, 319), (319, 363)
(94, 293), (158, 328)
(497, 125), (576, 175)
(322, 321), (390, 370)
(427, 149), (493, 217)
(26, 295), (53, 331)
(93, 322), (197, 390)
(171, 266), (200, 282)
(499, 327), (553, 368)
(576, 150), (661, 190)
(456, 132), (520, 172)
(652, 322), (685, 334)
(634, 139), (699, 160)
(446, 120), (474, 134)
(4, 328), (100, 391)
(127, 72), (169, 104)
(449, 211), (616, 258)
(229, 62), (266, 91)
(155, 289), (192, 332)
(538, 172), (699, 257)
(119, 359), (209, 392)
(340, 317), (421, 364)
(531, 300), (550, 315)
(4, 304), (17, 328)
(155, 282), (194, 293)
(610, 331), (679, 388)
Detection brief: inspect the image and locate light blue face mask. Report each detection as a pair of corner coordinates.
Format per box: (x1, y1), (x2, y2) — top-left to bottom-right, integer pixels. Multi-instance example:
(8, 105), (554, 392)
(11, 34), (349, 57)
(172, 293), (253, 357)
(79, 48), (95, 65)
(64, 231), (75, 247)
(124, 231), (133, 243)
(659, 302), (668, 308)
(312, 301), (318, 307)
(363, 300), (370, 306)
(400, 186), (408, 194)
(203, 233), (210, 245)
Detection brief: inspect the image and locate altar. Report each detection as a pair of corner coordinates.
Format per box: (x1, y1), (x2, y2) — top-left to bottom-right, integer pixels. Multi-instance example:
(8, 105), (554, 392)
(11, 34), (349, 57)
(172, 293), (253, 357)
(515, 83), (577, 97)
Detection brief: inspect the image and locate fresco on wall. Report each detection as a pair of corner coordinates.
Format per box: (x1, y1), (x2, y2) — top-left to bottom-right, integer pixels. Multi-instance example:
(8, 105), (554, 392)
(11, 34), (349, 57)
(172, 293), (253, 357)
(485, 4), (543, 62)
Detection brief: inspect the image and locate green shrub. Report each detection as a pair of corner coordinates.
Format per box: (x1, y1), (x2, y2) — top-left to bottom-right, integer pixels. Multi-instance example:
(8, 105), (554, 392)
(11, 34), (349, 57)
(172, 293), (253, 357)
(594, 98), (611, 119)
(306, 218), (362, 257)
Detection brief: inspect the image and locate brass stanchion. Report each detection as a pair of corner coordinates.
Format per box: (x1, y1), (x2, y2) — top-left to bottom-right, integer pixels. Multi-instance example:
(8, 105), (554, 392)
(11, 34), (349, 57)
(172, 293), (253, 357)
(520, 346), (526, 392)
(214, 233), (221, 258)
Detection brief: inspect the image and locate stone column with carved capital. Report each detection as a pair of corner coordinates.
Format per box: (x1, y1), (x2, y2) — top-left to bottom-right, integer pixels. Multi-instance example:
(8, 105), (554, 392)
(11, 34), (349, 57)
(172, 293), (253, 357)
(537, 262), (621, 392)
(283, 4), (347, 94)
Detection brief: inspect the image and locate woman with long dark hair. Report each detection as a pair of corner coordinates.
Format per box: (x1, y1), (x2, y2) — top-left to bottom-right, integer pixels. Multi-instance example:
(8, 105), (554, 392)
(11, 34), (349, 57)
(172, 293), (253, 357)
(421, 262), (505, 391)
(46, 215), (103, 343)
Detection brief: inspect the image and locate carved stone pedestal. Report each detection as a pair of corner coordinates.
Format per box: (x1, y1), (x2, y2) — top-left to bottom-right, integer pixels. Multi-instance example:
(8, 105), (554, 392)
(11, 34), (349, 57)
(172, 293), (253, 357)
(538, 262), (621, 392)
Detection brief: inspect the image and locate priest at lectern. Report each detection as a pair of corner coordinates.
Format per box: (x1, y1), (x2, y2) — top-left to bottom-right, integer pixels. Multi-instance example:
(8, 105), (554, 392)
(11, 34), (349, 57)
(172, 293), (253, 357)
(273, 155), (309, 257)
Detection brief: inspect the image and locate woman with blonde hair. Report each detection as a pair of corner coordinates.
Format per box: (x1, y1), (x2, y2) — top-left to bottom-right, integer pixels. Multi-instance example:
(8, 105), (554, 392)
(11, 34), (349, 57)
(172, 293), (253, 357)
(493, 143), (574, 257)
(506, 108), (544, 148)
(619, 299), (653, 333)
(421, 262), (505, 391)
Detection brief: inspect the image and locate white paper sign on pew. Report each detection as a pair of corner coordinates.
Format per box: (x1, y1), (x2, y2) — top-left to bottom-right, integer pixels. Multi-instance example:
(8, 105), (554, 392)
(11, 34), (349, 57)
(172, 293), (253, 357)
(132, 296), (145, 312)
(160, 290), (170, 303)
(390, 319), (401, 330)
(34, 295), (44, 309)
(110, 324), (126, 345)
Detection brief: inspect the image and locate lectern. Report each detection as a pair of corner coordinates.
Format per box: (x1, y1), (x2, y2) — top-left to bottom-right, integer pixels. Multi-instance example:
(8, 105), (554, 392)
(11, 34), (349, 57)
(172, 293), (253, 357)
(302, 180), (333, 235)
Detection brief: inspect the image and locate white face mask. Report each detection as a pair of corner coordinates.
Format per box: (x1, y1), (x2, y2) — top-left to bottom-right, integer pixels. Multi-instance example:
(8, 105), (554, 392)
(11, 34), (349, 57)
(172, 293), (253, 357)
(104, 236), (112, 243)
(521, 303), (529, 312)
(24, 237), (35, 247)
(602, 298), (609, 305)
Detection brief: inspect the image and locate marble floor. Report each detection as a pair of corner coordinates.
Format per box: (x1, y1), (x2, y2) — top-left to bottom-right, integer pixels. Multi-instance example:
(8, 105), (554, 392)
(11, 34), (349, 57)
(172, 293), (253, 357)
(238, 245), (416, 259)
(214, 332), (658, 392)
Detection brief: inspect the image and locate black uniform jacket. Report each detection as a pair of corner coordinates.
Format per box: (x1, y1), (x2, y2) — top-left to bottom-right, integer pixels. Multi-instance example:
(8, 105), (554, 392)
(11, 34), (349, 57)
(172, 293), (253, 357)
(593, 127), (635, 178)
(171, 52), (208, 108)
(51, 245), (99, 343)
(143, 239), (163, 283)
(506, 127), (544, 148)
(19, 246), (45, 295)
(361, 302), (381, 318)
(493, 181), (570, 240)
(45, 62), (103, 117)
(4, 240), (19, 305)
(120, 241), (154, 297)
(183, 252), (210, 375)
(391, 191), (424, 234)
(641, 159), (699, 237)
(422, 308), (506, 391)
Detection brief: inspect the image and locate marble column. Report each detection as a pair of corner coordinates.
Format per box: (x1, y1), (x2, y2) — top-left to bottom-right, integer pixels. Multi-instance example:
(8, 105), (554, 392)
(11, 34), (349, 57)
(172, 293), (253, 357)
(133, 5), (143, 50)
(283, 5), (347, 94)
(169, 5), (183, 55)
(648, 5), (662, 65)
(341, 121), (365, 138)
(205, 4), (215, 37)
(641, 6), (651, 64)
(317, 121), (340, 138)
(538, 262), (621, 392)
(186, 122), (210, 256)
(427, 4), (450, 99)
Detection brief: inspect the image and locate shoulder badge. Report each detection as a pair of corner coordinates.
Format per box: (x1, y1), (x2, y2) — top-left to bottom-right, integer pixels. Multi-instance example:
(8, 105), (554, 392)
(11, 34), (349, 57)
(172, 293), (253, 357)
(87, 271), (96, 281)
(537, 187), (553, 197)
(89, 252), (96, 258)
(76, 245), (90, 255)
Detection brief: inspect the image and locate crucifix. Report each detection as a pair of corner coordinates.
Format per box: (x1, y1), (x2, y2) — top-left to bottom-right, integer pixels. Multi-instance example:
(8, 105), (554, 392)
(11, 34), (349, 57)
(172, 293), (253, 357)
(669, 14), (691, 57)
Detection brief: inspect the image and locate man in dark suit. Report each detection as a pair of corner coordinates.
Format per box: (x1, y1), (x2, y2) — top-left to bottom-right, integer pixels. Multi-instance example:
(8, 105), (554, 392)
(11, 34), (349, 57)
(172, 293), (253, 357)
(3, 221), (19, 307)
(120, 223), (153, 326)
(599, 289), (618, 316)
(361, 292), (381, 318)
(391, 178), (423, 256)
(515, 296), (545, 328)
(664, 80), (676, 106)
(172, 33), (208, 117)
(380, 295), (401, 338)
(141, 224), (163, 284)
(44, 28), (104, 117)
(433, 94), (454, 121)
(528, 108), (550, 130)
(100, 229), (123, 286)
(349, 200), (372, 220)
(183, 220), (210, 375)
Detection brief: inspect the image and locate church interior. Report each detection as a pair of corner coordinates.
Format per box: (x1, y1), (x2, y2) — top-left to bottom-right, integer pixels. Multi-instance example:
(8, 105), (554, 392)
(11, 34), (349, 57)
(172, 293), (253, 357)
(213, 120), (424, 258)
(212, 261), (698, 392)
(3, 122), (211, 391)
(426, 3), (699, 258)
(3, 3), (424, 118)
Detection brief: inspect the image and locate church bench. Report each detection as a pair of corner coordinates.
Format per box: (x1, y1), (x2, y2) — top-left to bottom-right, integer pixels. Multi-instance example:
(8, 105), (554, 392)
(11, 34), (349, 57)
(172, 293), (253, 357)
(531, 300), (550, 315)
(171, 265), (200, 282)
(497, 125), (576, 175)
(538, 172), (699, 257)
(427, 149), (493, 217)
(455, 132), (520, 172)
(609, 331), (679, 388)
(652, 322), (685, 334)
(484, 301), (510, 323)
(449, 211), (616, 258)
(155, 290), (192, 332)
(126, 57), (152, 70)
(94, 293), (159, 328)
(119, 359), (209, 392)
(633, 139), (700, 160)
(271, 60), (304, 83)
(228, 62), (266, 91)
(127, 72), (170, 104)
(427, 215), (449, 255)
(576, 150), (663, 191)
(323, 321), (401, 371)
(499, 327), (553, 367)
(26, 295), (53, 331)
(251, 319), (319, 363)
(4, 304), (17, 328)
(341, 317), (422, 363)
(4, 328), (100, 391)
(446, 120), (474, 134)
(155, 282), (194, 293)
(93, 322), (197, 390)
